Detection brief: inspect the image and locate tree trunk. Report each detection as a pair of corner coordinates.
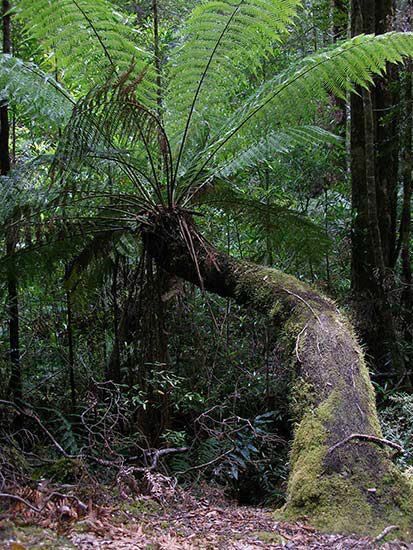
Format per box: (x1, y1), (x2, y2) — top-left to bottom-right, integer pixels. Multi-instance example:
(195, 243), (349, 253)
(350, 0), (376, 298)
(400, 60), (413, 371)
(375, 0), (399, 270)
(1, 0), (21, 402)
(332, 0), (348, 130)
(350, 0), (403, 376)
(142, 210), (413, 536)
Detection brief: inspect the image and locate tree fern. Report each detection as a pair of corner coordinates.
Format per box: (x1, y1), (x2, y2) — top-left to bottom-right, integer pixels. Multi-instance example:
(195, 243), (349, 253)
(17, 0), (156, 105)
(11, 1), (413, 270)
(49, 29), (413, 236)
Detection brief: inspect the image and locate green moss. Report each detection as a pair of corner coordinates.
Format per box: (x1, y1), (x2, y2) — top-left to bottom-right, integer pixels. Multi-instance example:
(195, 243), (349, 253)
(278, 389), (413, 539)
(269, 300), (283, 318)
(289, 379), (317, 424)
(253, 531), (286, 544)
(356, 351), (383, 437)
(376, 467), (413, 538)
(288, 391), (337, 495)
(281, 475), (374, 534)
(119, 498), (161, 516)
(234, 264), (311, 314)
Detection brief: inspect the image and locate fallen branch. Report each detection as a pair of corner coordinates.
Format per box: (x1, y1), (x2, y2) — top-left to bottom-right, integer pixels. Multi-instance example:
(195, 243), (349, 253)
(374, 525), (399, 542)
(132, 447), (189, 472)
(0, 491), (87, 514)
(327, 433), (404, 456)
(0, 492), (41, 513)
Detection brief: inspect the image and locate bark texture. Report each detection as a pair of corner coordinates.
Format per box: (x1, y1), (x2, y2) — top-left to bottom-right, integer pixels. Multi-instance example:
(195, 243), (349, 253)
(350, 0), (403, 376)
(399, 2), (413, 378)
(143, 210), (413, 537)
(1, 0), (21, 401)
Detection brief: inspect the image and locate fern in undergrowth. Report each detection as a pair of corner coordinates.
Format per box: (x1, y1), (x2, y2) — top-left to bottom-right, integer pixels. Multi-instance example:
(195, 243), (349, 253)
(380, 393), (413, 468)
(17, 0), (156, 104)
(64, 230), (141, 292)
(0, 55), (72, 130)
(201, 182), (330, 262)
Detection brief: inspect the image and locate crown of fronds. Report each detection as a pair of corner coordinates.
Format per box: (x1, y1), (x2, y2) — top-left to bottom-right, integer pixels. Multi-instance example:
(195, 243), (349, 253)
(8, 0), (413, 267)
(52, 30), (413, 214)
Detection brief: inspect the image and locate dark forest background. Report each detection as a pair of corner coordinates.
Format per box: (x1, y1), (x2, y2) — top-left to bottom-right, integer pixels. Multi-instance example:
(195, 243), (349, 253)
(1, 0), (413, 507)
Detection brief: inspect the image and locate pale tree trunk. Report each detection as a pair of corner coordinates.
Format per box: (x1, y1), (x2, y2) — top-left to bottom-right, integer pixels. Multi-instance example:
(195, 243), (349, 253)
(143, 210), (413, 536)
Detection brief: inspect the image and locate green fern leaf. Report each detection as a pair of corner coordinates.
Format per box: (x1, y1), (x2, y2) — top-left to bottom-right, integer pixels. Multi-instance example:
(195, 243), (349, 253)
(17, 0), (156, 105)
(177, 32), (413, 202)
(0, 55), (72, 130)
(201, 182), (329, 260)
(214, 125), (341, 178)
(166, 0), (301, 151)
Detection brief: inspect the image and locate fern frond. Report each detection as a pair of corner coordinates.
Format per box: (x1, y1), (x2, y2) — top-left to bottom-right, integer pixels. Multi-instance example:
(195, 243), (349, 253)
(52, 74), (172, 209)
(201, 182), (329, 260)
(213, 125), (341, 178)
(65, 230), (120, 290)
(65, 229), (140, 291)
(166, 0), (300, 152)
(0, 55), (72, 130)
(17, 0), (156, 105)
(178, 32), (413, 202)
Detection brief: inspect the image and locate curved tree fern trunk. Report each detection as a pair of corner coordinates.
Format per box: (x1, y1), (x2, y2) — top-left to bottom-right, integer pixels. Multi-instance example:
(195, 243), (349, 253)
(143, 210), (413, 537)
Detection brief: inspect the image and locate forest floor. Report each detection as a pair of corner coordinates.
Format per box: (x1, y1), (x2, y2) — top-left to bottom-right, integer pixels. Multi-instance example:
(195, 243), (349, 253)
(0, 484), (411, 549)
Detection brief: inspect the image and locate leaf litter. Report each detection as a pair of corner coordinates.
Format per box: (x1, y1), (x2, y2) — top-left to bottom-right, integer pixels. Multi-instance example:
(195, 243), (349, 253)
(0, 481), (411, 549)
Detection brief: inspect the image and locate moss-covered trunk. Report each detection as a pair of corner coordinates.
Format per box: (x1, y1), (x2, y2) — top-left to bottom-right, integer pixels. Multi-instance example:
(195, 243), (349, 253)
(143, 210), (413, 537)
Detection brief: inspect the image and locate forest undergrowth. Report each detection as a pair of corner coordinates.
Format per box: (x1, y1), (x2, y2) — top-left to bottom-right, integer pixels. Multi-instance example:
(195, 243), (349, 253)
(1, 479), (411, 549)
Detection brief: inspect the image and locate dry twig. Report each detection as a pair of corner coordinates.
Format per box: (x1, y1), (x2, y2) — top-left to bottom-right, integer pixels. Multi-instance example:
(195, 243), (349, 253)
(327, 433), (404, 455)
(374, 525), (399, 542)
